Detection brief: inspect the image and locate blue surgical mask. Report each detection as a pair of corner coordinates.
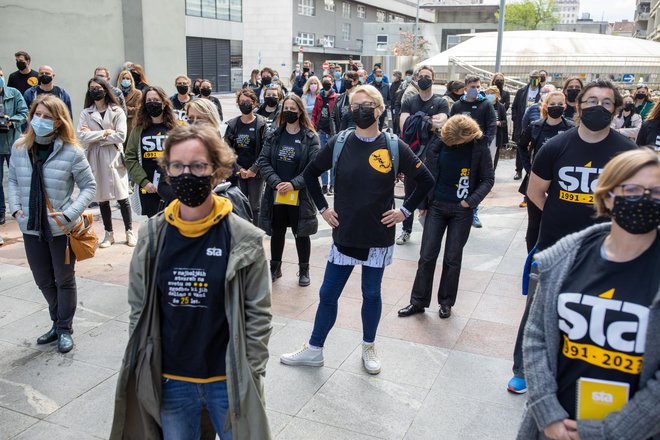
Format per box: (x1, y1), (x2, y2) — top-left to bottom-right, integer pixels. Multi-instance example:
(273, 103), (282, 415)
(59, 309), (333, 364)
(31, 115), (55, 137)
(405, 75), (412, 82)
(359, 77), (366, 84)
(120, 79), (131, 88)
(0, 76), (4, 89)
(273, 76), (279, 82)
(334, 71), (342, 79)
(467, 88), (479, 99)
(486, 94), (496, 103)
(374, 77), (383, 83)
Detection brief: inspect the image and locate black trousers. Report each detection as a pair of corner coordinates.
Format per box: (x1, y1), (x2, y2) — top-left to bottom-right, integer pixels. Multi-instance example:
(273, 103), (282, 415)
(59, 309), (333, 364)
(238, 177), (263, 227)
(401, 176), (417, 233)
(24, 234), (77, 334)
(270, 205), (311, 264)
(525, 199), (543, 253)
(99, 198), (132, 232)
(512, 263), (539, 377)
(410, 200), (473, 307)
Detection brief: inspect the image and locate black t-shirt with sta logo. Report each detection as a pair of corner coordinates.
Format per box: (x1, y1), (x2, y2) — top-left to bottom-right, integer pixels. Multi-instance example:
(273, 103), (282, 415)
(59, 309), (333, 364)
(275, 130), (304, 182)
(7, 70), (39, 94)
(170, 95), (190, 124)
(532, 128), (637, 250)
(140, 123), (168, 183)
(233, 119), (258, 169)
(158, 220), (231, 379)
(434, 143), (473, 203)
(556, 231), (659, 419)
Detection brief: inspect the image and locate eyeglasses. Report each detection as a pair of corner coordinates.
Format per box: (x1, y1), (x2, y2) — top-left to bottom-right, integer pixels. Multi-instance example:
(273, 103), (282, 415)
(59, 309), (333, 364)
(350, 103), (377, 111)
(609, 184), (660, 203)
(166, 162), (213, 177)
(187, 116), (208, 124)
(580, 97), (615, 111)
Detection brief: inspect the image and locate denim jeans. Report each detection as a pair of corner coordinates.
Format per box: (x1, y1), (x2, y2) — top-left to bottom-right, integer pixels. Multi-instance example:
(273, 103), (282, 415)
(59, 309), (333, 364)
(310, 261), (385, 347)
(0, 154), (10, 214)
(318, 132), (335, 187)
(410, 200), (473, 308)
(160, 378), (232, 440)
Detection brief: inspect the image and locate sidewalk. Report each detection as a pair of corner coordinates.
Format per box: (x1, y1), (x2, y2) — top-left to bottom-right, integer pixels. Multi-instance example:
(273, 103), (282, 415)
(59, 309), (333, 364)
(0, 155), (529, 439)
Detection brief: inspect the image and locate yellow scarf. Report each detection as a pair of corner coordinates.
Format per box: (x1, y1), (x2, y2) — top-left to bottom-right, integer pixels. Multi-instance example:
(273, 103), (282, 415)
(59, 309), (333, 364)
(164, 195), (233, 238)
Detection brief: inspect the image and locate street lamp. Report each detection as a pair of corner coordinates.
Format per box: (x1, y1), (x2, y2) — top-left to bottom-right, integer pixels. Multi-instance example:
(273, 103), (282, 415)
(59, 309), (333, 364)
(413, 0), (420, 57)
(495, 0), (505, 72)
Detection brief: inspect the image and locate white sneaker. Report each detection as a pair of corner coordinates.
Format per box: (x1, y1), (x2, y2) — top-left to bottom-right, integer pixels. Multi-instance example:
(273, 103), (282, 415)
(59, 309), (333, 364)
(126, 229), (137, 247)
(362, 343), (381, 375)
(0, 236), (4, 246)
(396, 231), (410, 245)
(280, 344), (324, 367)
(99, 231), (115, 249)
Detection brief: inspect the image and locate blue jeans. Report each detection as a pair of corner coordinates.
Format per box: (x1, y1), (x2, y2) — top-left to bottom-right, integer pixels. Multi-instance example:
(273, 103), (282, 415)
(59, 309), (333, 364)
(318, 132), (335, 187)
(0, 154), (10, 214)
(310, 261), (385, 347)
(160, 378), (232, 440)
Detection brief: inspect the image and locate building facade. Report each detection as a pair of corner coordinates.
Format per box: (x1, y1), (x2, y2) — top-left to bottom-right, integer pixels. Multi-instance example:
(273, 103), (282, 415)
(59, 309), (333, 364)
(635, 0), (652, 38)
(646, 0), (660, 41)
(553, 0), (580, 24)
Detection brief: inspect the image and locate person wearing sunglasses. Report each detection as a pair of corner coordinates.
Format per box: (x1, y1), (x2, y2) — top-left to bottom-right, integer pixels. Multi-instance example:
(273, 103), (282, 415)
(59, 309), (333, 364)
(518, 148), (660, 440)
(508, 79), (639, 395)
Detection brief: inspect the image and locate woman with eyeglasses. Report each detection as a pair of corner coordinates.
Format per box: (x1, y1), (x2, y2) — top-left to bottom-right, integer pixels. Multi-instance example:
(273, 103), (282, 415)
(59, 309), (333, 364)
(186, 98), (223, 131)
(518, 148), (660, 440)
(637, 99), (660, 153)
(562, 77), (583, 122)
(612, 94), (642, 141)
(125, 86), (177, 218)
(78, 76), (134, 248)
(280, 85), (434, 375)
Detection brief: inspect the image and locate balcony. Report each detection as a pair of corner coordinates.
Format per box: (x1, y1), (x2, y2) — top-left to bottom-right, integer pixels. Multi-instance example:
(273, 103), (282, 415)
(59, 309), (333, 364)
(635, 29), (648, 38)
(636, 10), (651, 21)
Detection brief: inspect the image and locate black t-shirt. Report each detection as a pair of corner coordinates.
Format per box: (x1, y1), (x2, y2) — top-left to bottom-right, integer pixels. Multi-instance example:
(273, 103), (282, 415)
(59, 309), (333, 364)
(275, 130), (304, 182)
(434, 143), (473, 203)
(170, 95), (191, 124)
(564, 105), (577, 121)
(532, 120), (572, 159)
(318, 94), (333, 133)
(233, 119), (258, 169)
(400, 94), (449, 119)
(7, 70), (39, 94)
(556, 231), (659, 420)
(139, 123), (168, 183)
(158, 220), (231, 379)
(532, 128), (637, 250)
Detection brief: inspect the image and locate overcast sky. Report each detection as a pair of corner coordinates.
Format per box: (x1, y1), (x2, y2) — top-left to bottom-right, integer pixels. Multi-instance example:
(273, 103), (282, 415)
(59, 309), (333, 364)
(481, 0), (636, 23)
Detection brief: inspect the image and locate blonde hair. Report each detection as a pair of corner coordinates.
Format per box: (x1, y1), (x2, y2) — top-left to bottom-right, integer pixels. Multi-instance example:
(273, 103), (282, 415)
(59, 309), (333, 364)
(484, 86), (500, 101)
(116, 69), (135, 89)
(175, 74), (191, 84)
(17, 95), (78, 149)
(185, 98), (223, 131)
(540, 91), (566, 119)
(593, 148), (660, 217)
(440, 114), (483, 146)
(349, 85), (385, 113)
(303, 76), (321, 95)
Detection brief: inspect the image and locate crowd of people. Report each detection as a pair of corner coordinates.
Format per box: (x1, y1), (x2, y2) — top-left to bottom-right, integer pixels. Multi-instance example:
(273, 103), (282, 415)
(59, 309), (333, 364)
(0, 48), (659, 439)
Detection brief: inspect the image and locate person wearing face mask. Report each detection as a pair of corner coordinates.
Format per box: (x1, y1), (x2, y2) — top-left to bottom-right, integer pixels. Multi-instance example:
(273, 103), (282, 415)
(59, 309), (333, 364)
(129, 64), (149, 91)
(562, 77), (583, 121)
(23, 66), (72, 119)
(332, 65), (345, 94)
(244, 68), (261, 90)
(94, 67), (127, 115)
(115, 70), (142, 144)
(507, 79), (638, 396)
(169, 75), (193, 124)
(292, 61), (314, 97)
(521, 84), (557, 138)
(224, 88), (268, 226)
(366, 63), (389, 85)
(512, 70), (543, 180)
(312, 75), (338, 195)
(8, 51), (39, 95)
(256, 85), (283, 129)
(196, 79), (224, 122)
(110, 124), (272, 440)
(636, 100), (660, 152)
(484, 86), (507, 170)
(518, 91), (573, 253)
(186, 98), (223, 132)
(490, 72), (510, 111)
(633, 85), (654, 120)
(270, 70), (289, 95)
(332, 71), (360, 132)
(257, 94), (320, 286)
(357, 69), (368, 87)
(538, 70), (548, 88)
(9, 94), (96, 353)
(442, 80), (466, 109)
(518, 148), (660, 440)
(253, 67), (276, 104)
(125, 86), (177, 218)
(280, 85), (433, 375)
(301, 76), (321, 118)
(192, 78), (203, 97)
(612, 95), (642, 141)
(77, 77), (134, 248)
(369, 69), (391, 130)
(392, 69), (416, 135)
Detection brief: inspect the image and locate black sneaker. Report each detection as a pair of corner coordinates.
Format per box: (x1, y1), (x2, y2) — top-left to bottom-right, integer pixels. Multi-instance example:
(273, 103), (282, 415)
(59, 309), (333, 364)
(58, 333), (74, 353)
(0, 212), (5, 225)
(327, 185), (334, 196)
(36, 327), (58, 345)
(439, 304), (452, 319)
(398, 304), (425, 317)
(322, 185), (328, 195)
(513, 172), (522, 180)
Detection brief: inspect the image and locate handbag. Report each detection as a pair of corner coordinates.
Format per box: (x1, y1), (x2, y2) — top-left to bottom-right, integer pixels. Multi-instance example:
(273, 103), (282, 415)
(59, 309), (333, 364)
(44, 192), (98, 265)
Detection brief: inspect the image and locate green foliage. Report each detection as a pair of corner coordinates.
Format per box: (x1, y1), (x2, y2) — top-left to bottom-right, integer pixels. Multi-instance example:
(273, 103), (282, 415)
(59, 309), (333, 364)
(495, 0), (559, 30)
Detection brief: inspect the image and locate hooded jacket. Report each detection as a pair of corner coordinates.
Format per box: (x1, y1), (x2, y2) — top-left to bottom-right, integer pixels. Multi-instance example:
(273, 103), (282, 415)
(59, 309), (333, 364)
(312, 90), (337, 134)
(449, 93), (498, 145)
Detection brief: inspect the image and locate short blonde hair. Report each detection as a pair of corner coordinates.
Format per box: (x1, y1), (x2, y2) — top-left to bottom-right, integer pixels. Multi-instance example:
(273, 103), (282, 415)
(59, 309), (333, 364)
(185, 98), (223, 131)
(175, 75), (191, 84)
(303, 76), (321, 95)
(484, 86), (500, 101)
(540, 91), (566, 118)
(440, 114), (483, 146)
(593, 148), (659, 217)
(349, 84), (385, 112)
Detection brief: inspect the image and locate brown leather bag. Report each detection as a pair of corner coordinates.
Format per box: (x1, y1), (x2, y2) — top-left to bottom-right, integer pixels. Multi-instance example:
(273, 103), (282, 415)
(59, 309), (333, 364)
(45, 194), (98, 265)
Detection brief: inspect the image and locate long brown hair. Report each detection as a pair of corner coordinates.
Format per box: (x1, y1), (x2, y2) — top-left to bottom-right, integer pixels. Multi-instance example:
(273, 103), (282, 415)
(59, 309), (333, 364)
(646, 99), (660, 121)
(275, 94), (316, 134)
(83, 76), (120, 109)
(17, 95), (78, 149)
(131, 64), (148, 85)
(134, 86), (176, 130)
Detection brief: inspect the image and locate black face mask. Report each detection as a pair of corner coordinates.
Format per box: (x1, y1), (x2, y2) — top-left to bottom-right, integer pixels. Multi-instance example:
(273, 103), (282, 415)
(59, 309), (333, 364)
(176, 85), (189, 95)
(16, 61), (27, 71)
(352, 106), (377, 129)
(580, 106), (612, 131)
(322, 81), (332, 91)
(283, 110), (299, 124)
(90, 89), (106, 102)
(566, 88), (580, 103)
(145, 101), (164, 117)
(169, 173), (213, 208)
(635, 93), (647, 101)
(547, 105), (564, 119)
(540, 75), (546, 83)
(418, 77), (433, 91)
(624, 103), (635, 112)
(239, 102), (253, 115)
(494, 80), (504, 89)
(612, 194), (660, 234)
(200, 87), (212, 97)
(303, 67), (310, 74)
(39, 74), (53, 85)
(192, 85), (201, 95)
(344, 80), (354, 90)
(261, 76), (272, 86)
(130, 70), (140, 83)
(265, 96), (278, 107)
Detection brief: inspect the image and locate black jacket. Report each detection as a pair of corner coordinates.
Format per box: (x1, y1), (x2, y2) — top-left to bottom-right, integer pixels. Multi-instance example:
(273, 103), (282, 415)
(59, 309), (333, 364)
(371, 81), (391, 108)
(494, 101), (508, 147)
(450, 96), (498, 145)
(224, 114), (268, 174)
(331, 92), (351, 135)
(422, 136), (495, 209)
(257, 126), (320, 237)
(637, 118), (660, 147)
(511, 84), (541, 142)
(518, 117), (574, 173)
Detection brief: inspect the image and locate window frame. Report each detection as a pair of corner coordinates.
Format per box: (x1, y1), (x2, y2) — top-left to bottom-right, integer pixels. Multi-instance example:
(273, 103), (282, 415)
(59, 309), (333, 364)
(324, 0), (335, 12)
(297, 31), (316, 46)
(342, 22), (351, 41)
(357, 4), (366, 18)
(342, 2), (351, 19)
(376, 34), (388, 51)
(298, 0), (316, 16)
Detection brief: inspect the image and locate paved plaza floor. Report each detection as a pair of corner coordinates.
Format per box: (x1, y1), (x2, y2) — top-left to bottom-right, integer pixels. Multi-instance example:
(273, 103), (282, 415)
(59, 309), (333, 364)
(0, 97), (530, 439)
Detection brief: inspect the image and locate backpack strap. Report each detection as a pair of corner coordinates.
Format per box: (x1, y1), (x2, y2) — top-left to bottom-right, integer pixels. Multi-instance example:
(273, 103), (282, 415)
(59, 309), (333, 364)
(331, 128), (354, 179)
(384, 131), (400, 176)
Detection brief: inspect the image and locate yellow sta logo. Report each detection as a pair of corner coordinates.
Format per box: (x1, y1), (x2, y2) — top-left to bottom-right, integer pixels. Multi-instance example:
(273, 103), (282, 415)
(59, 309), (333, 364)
(369, 149), (392, 173)
(27, 76), (39, 86)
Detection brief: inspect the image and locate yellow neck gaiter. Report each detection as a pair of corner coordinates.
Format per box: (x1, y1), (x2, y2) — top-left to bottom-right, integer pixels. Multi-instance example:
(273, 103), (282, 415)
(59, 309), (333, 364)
(164, 195), (233, 238)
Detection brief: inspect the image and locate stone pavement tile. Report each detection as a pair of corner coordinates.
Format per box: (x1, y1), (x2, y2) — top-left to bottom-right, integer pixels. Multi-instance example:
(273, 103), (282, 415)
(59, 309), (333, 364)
(453, 319), (519, 361)
(267, 319), (361, 369)
(0, 309), (55, 350)
(496, 252), (526, 277)
(471, 291), (526, 327)
(0, 341), (42, 375)
(0, 351), (115, 418)
(464, 226), (518, 257)
(0, 406), (39, 440)
(298, 370), (427, 440)
(473, 212), (525, 230)
(114, 311), (129, 324)
(270, 280), (321, 320)
(0, 296), (45, 328)
(10, 420), (102, 440)
(267, 409), (293, 437)
(276, 417), (382, 440)
(271, 316), (293, 337)
(404, 391), (523, 440)
(0, 279), (45, 304)
(380, 258), (420, 283)
(69, 320), (128, 370)
(457, 268), (494, 293)
(433, 350), (525, 409)
(377, 308), (468, 349)
(75, 279), (130, 319)
(0, 263), (35, 291)
(264, 355), (335, 416)
(339, 336), (449, 389)
(484, 272), (525, 299)
(45, 374), (118, 439)
(392, 289), (482, 320)
(459, 252), (503, 273)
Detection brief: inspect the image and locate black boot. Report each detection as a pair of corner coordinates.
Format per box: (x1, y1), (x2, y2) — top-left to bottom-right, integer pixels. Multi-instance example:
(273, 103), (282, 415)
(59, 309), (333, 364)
(270, 261), (282, 282)
(298, 263), (311, 287)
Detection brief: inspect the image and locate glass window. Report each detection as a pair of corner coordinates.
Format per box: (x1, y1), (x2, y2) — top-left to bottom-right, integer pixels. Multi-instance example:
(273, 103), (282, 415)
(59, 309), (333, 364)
(230, 0), (241, 21)
(324, 0), (334, 12)
(376, 35), (388, 51)
(298, 0), (315, 16)
(216, 0), (229, 20)
(376, 10), (386, 22)
(297, 32), (315, 46)
(357, 5), (365, 18)
(186, 0), (202, 16)
(201, 0), (216, 18)
(342, 2), (351, 18)
(342, 23), (351, 40)
(323, 35), (335, 48)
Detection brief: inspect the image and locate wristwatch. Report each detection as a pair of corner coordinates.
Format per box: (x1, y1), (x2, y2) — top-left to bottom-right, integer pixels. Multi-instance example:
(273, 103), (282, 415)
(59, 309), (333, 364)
(400, 207), (411, 218)
(319, 206), (328, 214)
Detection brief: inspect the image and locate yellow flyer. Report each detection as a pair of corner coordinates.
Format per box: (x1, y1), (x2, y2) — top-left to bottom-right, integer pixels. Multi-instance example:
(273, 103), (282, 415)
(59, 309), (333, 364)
(274, 190), (300, 206)
(576, 377), (629, 420)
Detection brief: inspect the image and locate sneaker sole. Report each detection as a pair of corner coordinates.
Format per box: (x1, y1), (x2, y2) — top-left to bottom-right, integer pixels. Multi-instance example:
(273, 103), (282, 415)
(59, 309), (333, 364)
(364, 366), (381, 375)
(507, 386), (527, 394)
(280, 358), (324, 367)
